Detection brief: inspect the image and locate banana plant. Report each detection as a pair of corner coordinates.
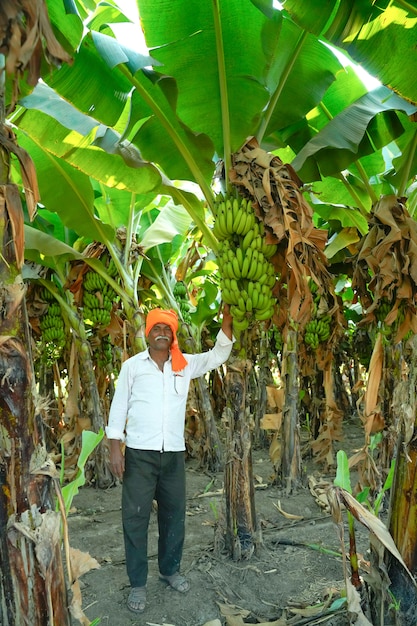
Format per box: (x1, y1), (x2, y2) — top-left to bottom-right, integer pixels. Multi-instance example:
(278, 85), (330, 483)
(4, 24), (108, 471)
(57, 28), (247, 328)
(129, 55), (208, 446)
(5, 0), (417, 564)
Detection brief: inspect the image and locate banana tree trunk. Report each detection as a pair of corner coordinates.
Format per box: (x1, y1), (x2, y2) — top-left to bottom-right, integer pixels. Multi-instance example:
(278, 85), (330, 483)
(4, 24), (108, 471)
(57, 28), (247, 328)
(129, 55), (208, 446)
(0, 179), (70, 623)
(281, 327), (301, 492)
(380, 342), (403, 479)
(74, 334), (113, 488)
(223, 357), (260, 559)
(364, 336), (417, 625)
(382, 337), (417, 623)
(192, 376), (223, 471)
(178, 325), (223, 471)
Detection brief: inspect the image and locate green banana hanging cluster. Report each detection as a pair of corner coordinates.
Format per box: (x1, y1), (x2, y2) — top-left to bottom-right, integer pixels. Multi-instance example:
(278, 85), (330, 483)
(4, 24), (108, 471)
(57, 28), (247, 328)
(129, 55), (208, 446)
(270, 326), (283, 353)
(107, 257), (119, 278)
(94, 334), (113, 368)
(39, 296), (66, 363)
(173, 280), (192, 324)
(375, 298), (406, 327)
(376, 299), (392, 322)
(304, 316), (332, 350)
(82, 271), (115, 328)
(213, 195), (277, 332)
(304, 283), (332, 349)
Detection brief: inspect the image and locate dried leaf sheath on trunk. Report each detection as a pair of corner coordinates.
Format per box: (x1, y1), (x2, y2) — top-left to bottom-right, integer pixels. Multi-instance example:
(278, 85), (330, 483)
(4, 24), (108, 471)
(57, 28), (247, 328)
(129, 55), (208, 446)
(0, 182), (70, 625)
(280, 326), (301, 493)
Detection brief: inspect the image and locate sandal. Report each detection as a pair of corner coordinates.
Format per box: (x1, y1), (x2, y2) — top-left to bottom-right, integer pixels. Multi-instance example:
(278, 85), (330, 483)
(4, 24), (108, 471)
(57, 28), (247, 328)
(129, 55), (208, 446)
(159, 572), (190, 593)
(127, 586), (146, 613)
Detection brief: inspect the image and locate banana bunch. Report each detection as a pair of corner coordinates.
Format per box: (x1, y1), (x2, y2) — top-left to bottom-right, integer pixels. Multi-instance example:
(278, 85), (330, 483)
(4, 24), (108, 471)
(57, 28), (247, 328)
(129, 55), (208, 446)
(94, 335), (113, 368)
(376, 299), (391, 322)
(270, 327), (283, 353)
(106, 257), (118, 278)
(173, 280), (192, 324)
(40, 287), (56, 303)
(83, 271), (107, 292)
(213, 196), (277, 260)
(40, 302), (66, 344)
(213, 195), (277, 332)
(304, 316), (331, 350)
(82, 271), (115, 328)
(39, 301), (66, 364)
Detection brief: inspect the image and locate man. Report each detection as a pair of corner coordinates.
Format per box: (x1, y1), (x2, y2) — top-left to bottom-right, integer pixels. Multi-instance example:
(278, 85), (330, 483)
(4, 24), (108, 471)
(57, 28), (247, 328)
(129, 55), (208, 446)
(106, 305), (234, 614)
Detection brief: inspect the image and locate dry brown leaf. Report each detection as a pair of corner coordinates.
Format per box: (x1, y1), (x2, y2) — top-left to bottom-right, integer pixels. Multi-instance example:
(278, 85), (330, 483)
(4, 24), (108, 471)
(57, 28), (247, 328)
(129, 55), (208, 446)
(308, 475), (332, 512)
(288, 603), (326, 617)
(363, 333), (383, 427)
(269, 432), (282, 469)
(69, 579), (91, 626)
(266, 385), (284, 409)
(260, 412), (282, 430)
(3, 184), (24, 267)
(273, 499), (303, 520)
(69, 546), (100, 580)
(0, 0), (72, 110)
(330, 486), (417, 585)
(217, 601), (250, 619)
(345, 579), (373, 626)
(353, 196), (417, 331)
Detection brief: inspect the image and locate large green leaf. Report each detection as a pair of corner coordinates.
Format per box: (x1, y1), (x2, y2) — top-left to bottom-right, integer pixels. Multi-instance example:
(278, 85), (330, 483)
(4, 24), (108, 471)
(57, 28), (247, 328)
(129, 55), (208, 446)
(12, 104), (162, 197)
(282, 0), (417, 105)
(292, 86), (417, 181)
(38, 28), (216, 191)
(47, 35), (133, 126)
(126, 70), (216, 186)
(139, 199), (193, 251)
(137, 0), (276, 154)
(45, 0), (84, 52)
(274, 65), (368, 156)
(24, 225), (84, 260)
(261, 18), (342, 138)
(14, 129), (116, 243)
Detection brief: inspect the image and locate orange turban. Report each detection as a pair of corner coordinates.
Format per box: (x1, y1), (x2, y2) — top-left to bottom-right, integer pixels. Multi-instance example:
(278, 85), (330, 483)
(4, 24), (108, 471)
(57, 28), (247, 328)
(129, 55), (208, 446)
(145, 308), (188, 372)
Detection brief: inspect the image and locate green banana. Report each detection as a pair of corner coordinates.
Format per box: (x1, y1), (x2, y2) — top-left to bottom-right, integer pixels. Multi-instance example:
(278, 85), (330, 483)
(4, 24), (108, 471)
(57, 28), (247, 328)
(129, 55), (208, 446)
(226, 203), (234, 234)
(242, 229), (254, 250)
(241, 252), (250, 279)
(230, 305), (246, 320)
(230, 278), (239, 293)
(246, 249), (258, 280)
(254, 306), (274, 321)
(238, 296), (246, 314)
(252, 287), (259, 309)
(263, 243), (278, 259)
(233, 317), (250, 332)
(217, 209), (228, 239)
(221, 288), (233, 305)
(232, 256), (241, 279)
(250, 235), (263, 252)
(236, 246), (244, 269)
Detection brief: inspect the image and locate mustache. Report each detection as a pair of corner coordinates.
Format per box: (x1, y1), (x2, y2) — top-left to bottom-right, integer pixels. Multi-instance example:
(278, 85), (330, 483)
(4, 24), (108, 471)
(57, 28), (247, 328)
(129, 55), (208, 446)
(155, 335), (170, 341)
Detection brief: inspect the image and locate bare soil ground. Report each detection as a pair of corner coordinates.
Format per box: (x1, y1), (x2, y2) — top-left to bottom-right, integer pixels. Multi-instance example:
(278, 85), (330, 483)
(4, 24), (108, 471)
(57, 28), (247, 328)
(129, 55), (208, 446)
(68, 422), (367, 626)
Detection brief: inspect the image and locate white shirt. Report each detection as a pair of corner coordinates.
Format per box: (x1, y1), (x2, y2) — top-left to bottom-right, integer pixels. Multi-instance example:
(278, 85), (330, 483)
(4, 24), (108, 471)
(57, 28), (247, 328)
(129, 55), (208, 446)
(105, 329), (233, 451)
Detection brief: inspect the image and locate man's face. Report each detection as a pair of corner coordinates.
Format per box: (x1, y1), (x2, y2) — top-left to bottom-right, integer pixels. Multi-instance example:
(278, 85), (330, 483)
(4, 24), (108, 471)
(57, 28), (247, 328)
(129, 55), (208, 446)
(147, 323), (174, 351)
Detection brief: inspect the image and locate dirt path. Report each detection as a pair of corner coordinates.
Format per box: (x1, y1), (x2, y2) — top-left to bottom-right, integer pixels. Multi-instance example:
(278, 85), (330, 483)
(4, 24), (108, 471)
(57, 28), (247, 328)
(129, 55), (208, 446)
(68, 430), (366, 626)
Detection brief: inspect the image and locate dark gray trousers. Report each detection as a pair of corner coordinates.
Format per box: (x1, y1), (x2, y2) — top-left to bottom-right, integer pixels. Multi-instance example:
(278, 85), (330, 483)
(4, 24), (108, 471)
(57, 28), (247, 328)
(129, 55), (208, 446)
(122, 448), (186, 587)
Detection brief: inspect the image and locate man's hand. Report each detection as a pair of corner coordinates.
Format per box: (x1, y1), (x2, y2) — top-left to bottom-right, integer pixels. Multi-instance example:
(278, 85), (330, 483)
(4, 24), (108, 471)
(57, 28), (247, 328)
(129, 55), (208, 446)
(109, 439), (125, 478)
(221, 302), (234, 340)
